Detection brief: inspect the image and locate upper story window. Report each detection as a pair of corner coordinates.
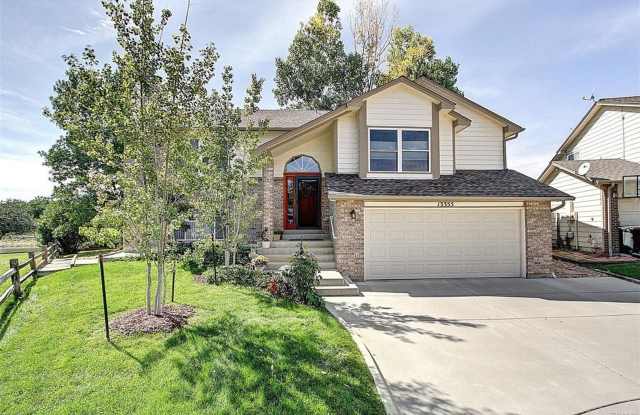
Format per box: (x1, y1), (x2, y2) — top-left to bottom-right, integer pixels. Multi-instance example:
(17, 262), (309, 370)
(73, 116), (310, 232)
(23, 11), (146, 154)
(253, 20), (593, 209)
(566, 151), (578, 161)
(369, 128), (430, 172)
(285, 155), (320, 173)
(622, 176), (640, 198)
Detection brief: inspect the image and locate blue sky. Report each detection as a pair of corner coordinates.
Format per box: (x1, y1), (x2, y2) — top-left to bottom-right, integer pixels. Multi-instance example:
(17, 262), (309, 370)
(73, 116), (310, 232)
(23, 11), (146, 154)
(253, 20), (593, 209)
(1, 0), (638, 200)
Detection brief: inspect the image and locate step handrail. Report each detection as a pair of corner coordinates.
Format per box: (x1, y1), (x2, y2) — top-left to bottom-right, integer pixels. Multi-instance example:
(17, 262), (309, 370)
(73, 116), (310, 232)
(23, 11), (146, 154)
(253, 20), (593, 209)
(329, 215), (337, 240)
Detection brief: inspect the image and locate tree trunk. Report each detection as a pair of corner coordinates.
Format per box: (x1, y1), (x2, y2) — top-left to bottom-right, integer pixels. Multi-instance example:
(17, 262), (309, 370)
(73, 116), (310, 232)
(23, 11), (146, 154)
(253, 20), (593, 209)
(154, 259), (165, 316)
(146, 261), (152, 314)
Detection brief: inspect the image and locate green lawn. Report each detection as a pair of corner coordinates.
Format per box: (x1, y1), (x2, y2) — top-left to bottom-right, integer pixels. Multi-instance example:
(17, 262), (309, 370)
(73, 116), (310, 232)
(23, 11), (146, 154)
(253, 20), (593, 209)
(0, 252), (30, 293)
(0, 261), (384, 415)
(601, 263), (640, 279)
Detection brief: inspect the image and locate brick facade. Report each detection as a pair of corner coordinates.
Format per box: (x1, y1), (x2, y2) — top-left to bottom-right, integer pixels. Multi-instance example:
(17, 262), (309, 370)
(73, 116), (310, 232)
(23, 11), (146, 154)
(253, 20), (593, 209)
(269, 176), (330, 233)
(262, 162), (274, 241)
(333, 199), (365, 281)
(525, 201), (553, 277)
(611, 187), (621, 254)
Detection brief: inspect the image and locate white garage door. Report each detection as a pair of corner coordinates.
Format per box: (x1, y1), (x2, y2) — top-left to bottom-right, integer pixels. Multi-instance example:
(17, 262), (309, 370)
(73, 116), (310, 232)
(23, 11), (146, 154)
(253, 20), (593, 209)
(364, 208), (523, 279)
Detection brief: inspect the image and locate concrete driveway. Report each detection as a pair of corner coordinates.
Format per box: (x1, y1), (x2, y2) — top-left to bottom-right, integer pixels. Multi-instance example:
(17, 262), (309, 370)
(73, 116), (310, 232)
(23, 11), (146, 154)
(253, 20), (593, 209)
(325, 277), (640, 415)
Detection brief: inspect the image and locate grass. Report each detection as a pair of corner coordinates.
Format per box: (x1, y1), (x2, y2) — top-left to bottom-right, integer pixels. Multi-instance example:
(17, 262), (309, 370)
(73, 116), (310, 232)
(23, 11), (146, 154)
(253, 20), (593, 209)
(600, 263), (640, 279)
(0, 252), (30, 293)
(0, 261), (384, 415)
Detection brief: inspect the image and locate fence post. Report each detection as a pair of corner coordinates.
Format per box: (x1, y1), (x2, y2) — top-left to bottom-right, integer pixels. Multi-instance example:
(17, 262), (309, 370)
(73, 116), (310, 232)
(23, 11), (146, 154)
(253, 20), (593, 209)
(43, 246), (49, 266)
(28, 251), (37, 280)
(9, 258), (22, 299)
(98, 255), (110, 342)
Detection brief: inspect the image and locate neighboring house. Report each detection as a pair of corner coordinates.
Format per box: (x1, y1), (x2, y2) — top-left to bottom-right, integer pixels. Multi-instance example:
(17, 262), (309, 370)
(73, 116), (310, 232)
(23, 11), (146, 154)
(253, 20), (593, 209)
(224, 76), (570, 282)
(539, 96), (640, 256)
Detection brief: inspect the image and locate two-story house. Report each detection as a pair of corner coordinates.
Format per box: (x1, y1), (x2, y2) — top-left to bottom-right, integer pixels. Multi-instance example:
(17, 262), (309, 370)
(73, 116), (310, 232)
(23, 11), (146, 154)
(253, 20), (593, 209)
(249, 76), (571, 281)
(539, 97), (640, 256)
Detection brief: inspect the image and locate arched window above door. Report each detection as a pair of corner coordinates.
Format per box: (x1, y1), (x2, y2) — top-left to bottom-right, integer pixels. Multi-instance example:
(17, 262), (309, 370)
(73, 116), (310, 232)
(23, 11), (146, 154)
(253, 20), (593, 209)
(285, 155), (320, 173)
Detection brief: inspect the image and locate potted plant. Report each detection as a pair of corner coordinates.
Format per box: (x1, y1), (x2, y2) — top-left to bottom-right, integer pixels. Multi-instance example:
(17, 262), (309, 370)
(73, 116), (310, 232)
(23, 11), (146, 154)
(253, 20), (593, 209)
(252, 255), (268, 271)
(260, 228), (270, 249)
(273, 230), (283, 241)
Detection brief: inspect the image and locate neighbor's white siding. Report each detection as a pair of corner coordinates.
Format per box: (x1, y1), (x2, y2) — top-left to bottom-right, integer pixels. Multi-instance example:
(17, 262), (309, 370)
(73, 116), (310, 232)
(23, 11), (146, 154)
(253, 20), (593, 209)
(619, 197), (640, 226)
(336, 113), (359, 173)
(366, 84), (433, 128)
(454, 103), (505, 170)
(439, 111), (454, 175)
(570, 109), (640, 163)
(549, 171), (604, 252)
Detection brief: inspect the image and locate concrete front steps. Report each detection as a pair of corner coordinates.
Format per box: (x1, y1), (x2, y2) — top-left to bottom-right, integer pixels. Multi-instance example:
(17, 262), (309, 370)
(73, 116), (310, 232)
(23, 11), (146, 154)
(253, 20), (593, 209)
(315, 270), (360, 296)
(257, 230), (359, 296)
(281, 229), (330, 241)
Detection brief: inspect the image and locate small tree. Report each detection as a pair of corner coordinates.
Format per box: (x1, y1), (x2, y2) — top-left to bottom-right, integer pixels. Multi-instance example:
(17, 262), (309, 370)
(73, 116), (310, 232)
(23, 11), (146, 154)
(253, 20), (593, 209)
(0, 199), (33, 240)
(195, 69), (269, 266)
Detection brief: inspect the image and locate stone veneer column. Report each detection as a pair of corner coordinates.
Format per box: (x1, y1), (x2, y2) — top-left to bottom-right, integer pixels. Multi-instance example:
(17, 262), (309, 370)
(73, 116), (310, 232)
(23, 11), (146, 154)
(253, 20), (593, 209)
(334, 199), (364, 281)
(611, 187), (621, 254)
(525, 201), (553, 277)
(262, 161), (274, 241)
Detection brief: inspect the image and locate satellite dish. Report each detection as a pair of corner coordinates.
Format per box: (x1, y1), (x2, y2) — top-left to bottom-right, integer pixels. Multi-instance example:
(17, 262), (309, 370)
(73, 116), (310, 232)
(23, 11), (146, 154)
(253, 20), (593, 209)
(577, 162), (591, 176)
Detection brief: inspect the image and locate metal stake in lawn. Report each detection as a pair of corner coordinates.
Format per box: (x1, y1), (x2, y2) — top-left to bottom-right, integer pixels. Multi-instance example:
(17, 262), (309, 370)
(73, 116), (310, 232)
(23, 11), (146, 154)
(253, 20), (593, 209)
(98, 254), (110, 342)
(171, 259), (176, 302)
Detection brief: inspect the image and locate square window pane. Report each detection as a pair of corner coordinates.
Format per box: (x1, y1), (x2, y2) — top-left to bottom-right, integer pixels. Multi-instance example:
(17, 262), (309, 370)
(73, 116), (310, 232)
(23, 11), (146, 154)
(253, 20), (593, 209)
(623, 176), (638, 197)
(370, 129), (398, 151)
(402, 151), (429, 171)
(370, 151), (397, 171)
(402, 130), (429, 150)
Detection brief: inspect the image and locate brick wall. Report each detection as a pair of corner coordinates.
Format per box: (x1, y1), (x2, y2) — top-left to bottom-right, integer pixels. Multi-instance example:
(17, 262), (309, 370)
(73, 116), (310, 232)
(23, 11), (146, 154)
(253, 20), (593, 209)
(320, 178), (330, 233)
(334, 199), (364, 281)
(262, 162), (274, 240)
(525, 201), (553, 277)
(272, 177), (283, 232)
(611, 187), (620, 254)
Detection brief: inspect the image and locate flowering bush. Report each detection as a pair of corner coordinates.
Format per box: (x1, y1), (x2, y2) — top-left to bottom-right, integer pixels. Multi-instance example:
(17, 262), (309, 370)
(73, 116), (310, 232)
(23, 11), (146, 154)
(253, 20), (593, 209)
(281, 244), (322, 307)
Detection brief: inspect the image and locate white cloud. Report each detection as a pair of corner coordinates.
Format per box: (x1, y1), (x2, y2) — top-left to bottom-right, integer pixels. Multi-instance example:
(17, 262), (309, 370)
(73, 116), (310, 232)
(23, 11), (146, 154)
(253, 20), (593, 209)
(0, 156), (52, 200)
(0, 89), (42, 107)
(61, 26), (88, 36)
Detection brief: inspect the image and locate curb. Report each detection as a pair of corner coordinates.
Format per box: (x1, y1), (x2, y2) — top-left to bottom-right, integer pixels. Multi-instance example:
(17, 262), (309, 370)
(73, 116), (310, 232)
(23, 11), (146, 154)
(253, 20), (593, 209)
(325, 303), (399, 415)
(593, 269), (640, 285)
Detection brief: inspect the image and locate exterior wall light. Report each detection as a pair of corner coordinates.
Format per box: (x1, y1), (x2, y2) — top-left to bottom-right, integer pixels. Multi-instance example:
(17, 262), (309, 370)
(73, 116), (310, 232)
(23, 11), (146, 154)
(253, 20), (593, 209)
(350, 209), (357, 220)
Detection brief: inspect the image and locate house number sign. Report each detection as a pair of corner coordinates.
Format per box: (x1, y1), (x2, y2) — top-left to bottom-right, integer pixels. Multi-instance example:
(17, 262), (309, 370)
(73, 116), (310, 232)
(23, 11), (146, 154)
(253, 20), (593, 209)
(437, 201), (455, 207)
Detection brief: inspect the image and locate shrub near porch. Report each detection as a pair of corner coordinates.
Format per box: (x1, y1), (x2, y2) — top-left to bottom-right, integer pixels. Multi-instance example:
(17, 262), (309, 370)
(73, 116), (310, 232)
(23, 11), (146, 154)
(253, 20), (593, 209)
(0, 261), (384, 414)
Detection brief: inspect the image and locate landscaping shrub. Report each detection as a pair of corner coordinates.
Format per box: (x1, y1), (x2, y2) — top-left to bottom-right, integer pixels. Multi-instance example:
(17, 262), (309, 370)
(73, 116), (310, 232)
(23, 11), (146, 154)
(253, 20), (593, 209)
(180, 239), (224, 274)
(281, 244), (322, 307)
(218, 265), (262, 286)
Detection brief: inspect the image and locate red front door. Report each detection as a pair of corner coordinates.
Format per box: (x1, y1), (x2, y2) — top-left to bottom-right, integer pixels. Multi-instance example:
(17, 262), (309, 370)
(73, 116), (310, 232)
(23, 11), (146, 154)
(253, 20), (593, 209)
(283, 174), (320, 229)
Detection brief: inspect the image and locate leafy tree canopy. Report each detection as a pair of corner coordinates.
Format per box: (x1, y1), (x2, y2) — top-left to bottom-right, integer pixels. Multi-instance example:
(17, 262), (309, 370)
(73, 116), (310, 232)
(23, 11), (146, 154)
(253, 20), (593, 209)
(382, 25), (462, 94)
(274, 0), (365, 110)
(0, 199), (33, 240)
(36, 190), (96, 252)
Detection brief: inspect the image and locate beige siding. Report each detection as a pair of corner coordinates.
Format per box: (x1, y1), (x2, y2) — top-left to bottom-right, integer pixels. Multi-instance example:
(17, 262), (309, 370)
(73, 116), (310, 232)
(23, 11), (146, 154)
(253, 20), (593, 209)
(439, 112), (454, 175)
(336, 113), (359, 173)
(454, 103), (505, 170)
(570, 109), (640, 162)
(619, 197), (640, 226)
(549, 172), (603, 251)
(271, 127), (335, 177)
(366, 84), (433, 128)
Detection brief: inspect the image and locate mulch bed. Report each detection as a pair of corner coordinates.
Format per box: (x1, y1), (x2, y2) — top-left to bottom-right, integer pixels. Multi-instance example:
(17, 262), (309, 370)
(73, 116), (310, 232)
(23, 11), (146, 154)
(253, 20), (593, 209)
(111, 304), (195, 335)
(552, 259), (606, 278)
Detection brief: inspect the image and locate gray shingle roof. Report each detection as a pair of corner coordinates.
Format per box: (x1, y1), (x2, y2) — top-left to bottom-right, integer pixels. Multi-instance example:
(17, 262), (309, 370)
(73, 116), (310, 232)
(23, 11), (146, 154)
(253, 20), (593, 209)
(240, 109), (328, 129)
(552, 159), (640, 182)
(598, 96), (640, 105)
(326, 170), (573, 199)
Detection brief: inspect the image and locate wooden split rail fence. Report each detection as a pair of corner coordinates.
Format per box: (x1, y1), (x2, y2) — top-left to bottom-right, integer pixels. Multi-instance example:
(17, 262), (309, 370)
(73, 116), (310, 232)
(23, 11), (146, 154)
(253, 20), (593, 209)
(0, 242), (61, 305)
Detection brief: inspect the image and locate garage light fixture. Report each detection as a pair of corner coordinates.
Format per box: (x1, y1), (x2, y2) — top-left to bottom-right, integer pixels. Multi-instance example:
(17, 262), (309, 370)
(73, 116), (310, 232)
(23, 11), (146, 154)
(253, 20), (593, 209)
(350, 209), (357, 220)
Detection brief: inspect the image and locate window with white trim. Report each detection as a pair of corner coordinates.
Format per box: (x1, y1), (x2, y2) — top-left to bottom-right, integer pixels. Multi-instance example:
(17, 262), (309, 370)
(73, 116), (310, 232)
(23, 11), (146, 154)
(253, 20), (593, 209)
(622, 175), (640, 198)
(369, 128), (430, 172)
